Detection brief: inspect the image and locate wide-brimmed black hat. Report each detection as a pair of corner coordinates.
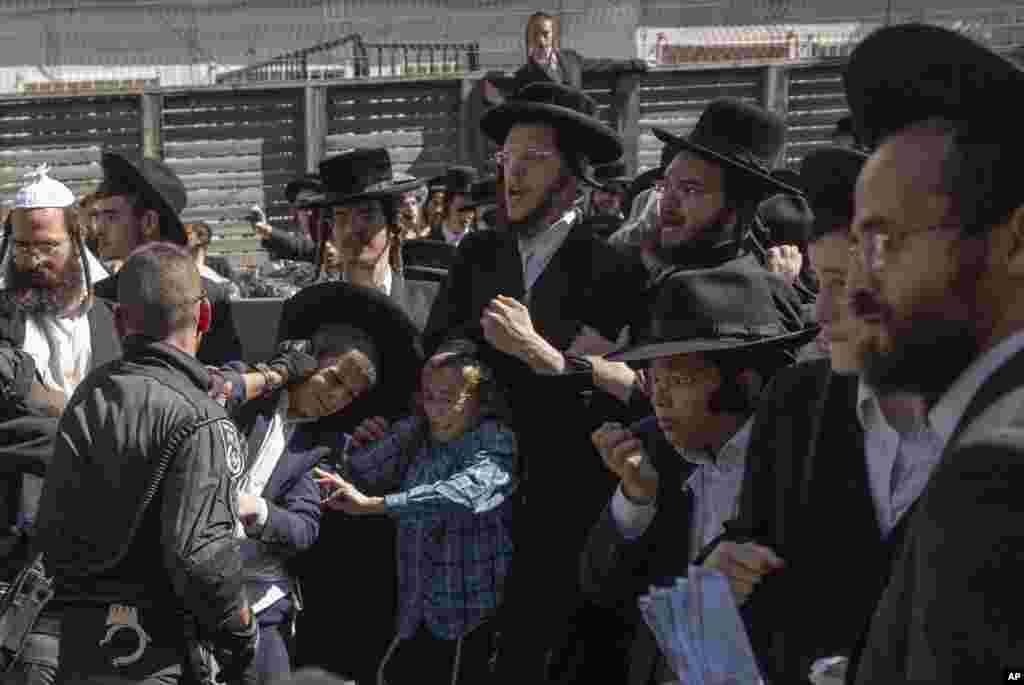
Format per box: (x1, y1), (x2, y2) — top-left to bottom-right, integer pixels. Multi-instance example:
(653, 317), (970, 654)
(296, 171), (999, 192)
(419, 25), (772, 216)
(285, 174), (323, 205)
(480, 81), (623, 165)
(427, 176), (447, 193)
(303, 148), (424, 208)
(98, 153), (188, 245)
(402, 238), (457, 272)
(609, 255), (817, 362)
(651, 99), (801, 197)
(463, 176), (498, 209)
(593, 161), (631, 190)
(844, 24), (1024, 150)
(798, 145), (869, 241)
(444, 166), (478, 196)
(277, 281), (423, 392)
(757, 193), (814, 247)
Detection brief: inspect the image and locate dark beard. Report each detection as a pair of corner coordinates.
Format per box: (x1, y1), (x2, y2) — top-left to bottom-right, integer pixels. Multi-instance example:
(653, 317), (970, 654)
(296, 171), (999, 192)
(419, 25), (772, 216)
(3, 258), (84, 317)
(861, 314), (978, 404)
(507, 176), (572, 239)
(660, 211), (741, 268)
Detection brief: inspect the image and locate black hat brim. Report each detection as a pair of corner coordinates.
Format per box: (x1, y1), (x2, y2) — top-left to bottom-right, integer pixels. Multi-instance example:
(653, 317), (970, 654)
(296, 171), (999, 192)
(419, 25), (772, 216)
(607, 326), (820, 363)
(298, 178), (426, 209)
(285, 177), (323, 204)
(277, 281), (424, 390)
(100, 153), (187, 245)
(844, 24), (1024, 149)
(480, 102), (623, 166)
(655, 130), (802, 197)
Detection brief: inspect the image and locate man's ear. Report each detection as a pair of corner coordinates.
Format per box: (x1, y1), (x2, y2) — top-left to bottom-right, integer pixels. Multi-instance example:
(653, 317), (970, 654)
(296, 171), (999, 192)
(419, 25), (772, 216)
(140, 209), (161, 243)
(1001, 204), (1024, 279)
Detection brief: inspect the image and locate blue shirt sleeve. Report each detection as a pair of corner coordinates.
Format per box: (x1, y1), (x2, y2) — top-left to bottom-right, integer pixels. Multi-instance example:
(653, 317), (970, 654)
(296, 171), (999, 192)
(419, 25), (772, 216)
(384, 421), (519, 518)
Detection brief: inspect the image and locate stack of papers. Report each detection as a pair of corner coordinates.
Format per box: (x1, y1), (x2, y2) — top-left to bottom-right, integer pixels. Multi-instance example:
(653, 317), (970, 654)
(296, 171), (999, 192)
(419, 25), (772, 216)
(638, 566), (764, 685)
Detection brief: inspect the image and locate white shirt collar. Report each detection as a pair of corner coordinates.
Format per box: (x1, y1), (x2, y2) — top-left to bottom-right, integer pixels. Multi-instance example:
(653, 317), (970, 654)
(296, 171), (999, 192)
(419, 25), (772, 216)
(928, 330), (1024, 449)
(519, 208), (577, 255)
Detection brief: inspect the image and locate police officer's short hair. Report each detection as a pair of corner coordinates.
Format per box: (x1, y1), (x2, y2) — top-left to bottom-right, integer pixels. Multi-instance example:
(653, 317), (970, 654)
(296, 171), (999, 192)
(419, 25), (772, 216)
(117, 242), (203, 338)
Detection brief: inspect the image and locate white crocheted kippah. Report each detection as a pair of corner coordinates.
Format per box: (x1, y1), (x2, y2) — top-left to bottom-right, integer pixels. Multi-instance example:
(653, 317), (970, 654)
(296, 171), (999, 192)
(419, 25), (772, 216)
(14, 164), (75, 209)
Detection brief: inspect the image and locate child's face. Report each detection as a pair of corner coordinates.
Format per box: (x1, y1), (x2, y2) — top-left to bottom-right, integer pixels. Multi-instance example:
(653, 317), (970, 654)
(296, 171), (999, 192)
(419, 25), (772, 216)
(421, 363), (480, 442)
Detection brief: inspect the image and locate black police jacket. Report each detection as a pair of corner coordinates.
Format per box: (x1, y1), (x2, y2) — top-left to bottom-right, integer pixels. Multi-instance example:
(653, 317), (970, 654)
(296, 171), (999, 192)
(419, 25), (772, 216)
(33, 338), (253, 651)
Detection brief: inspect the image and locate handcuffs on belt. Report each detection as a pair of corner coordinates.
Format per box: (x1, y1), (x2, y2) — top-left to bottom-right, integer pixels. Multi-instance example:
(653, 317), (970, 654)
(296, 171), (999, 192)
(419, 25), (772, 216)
(98, 605), (151, 667)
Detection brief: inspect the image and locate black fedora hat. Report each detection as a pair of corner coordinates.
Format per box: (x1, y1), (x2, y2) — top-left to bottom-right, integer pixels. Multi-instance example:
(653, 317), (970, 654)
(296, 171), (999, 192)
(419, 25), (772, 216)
(304, 148), (424, 207)
(652, 99), (801, 197)
(277, 281), (423, 393)
(444, 166), (478, 196)
(463, 176), (498, 209)
(285, 174), (323, 205)
(844, 24), (1024, 150)
(797, 145), (869, 241)
(593, 161), (631, 190)
(402, 238), (457, 272)
(757, 192), (814, 247)
(480, 81), (623, 165)
(98, 153), (188, 245)
(608, 255), (818, 362)
(427, 175), (447, 194)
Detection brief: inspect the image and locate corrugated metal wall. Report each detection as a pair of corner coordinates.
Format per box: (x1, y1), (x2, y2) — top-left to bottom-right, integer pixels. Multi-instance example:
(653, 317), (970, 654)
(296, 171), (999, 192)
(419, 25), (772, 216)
(160, 89), (306, 229)
(0, 95), (142, 206)
(324, 81), (461, 181)
(635, 67), (763, 173)
(784, 62), (848, 167)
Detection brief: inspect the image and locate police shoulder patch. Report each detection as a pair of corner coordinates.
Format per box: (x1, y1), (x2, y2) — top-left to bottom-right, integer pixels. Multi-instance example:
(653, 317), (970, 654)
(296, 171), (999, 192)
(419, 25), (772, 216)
(216, 419), (246, 479)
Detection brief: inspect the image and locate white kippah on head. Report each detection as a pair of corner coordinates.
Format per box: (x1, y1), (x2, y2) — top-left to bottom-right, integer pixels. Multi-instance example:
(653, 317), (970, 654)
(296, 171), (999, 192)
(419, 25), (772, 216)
(14, 164), (76, 209)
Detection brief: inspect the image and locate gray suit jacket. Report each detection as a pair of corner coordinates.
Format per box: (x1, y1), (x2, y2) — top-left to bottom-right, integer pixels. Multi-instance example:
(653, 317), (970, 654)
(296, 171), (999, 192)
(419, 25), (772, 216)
(852, 346), (1024, 684)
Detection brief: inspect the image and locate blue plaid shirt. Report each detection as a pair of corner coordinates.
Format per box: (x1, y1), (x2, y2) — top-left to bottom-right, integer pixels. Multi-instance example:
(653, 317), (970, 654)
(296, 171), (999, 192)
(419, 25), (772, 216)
(344, 416), (518, 640)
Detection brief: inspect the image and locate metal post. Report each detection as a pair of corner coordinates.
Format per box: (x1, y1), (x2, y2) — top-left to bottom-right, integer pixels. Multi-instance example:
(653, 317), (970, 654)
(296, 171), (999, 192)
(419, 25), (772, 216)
(305, 86), (327, 173)
(140, 92), (163, 160)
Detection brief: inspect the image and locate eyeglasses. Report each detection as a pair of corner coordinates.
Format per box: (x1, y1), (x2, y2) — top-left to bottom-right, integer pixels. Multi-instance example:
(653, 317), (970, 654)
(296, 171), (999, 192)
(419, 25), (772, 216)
(656, 179), (721, 204)
(12, 240), (68, 258)
(493, 147), (559, 168)
(851, 222), (960, 270)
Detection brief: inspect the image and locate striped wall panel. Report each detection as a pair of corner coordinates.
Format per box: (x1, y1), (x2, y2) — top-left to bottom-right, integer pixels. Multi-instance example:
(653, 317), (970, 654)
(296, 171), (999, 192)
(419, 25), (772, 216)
(0, 95), (142, 206)
(161, 89), (305, 228)
(784, 62), (848, 167)
(323, 80), (461, 181)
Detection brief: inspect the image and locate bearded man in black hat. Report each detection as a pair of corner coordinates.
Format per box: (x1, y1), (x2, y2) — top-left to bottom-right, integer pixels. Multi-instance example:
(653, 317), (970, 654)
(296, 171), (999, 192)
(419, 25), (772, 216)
(695, 146), (944, 685)
(835, 24), (1024, 684)
(92, 153), (243, 366)
(581, 257), (814, 685)
(580, 161), (632, 240)
(423, 81), (649, 682)
(608, 102), (810, 282)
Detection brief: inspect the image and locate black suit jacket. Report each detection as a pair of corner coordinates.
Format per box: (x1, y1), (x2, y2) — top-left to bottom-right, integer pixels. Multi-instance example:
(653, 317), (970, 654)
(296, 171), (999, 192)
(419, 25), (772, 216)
(578, 415), (696, 685)
(424, 223), (648, 676)
(0, 298), (121, 578)
(852, 346), (1024, 685)
(732, 361), (910, 684)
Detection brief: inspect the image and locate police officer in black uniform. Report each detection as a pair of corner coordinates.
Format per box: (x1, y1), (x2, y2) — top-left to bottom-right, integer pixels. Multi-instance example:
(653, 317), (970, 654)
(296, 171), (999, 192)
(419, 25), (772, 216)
(32, 242), (257, 685)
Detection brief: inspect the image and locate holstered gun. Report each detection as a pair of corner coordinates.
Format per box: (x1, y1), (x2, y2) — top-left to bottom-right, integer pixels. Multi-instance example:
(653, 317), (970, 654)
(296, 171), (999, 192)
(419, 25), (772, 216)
(0, 553), (53, 672)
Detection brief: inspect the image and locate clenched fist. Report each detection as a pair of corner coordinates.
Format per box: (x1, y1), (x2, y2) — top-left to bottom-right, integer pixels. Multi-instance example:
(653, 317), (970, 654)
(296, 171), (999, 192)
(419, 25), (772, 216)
(592, 421), (659, 504)
(767, 244), (803, 285)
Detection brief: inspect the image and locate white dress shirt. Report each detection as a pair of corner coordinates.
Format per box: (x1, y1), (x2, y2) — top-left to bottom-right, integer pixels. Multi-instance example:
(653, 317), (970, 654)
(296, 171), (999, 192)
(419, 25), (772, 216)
(611, 419), (754, 561)
(518, 208), (577, 304)
(441, 225), (469, 246)
(855, 329), (1024, 540)
(857, 381), (944, 538)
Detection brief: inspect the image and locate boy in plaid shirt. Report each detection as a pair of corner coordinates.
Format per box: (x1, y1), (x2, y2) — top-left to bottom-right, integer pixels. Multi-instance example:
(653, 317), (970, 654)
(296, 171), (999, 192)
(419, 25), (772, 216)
(315, 339), (517, 684)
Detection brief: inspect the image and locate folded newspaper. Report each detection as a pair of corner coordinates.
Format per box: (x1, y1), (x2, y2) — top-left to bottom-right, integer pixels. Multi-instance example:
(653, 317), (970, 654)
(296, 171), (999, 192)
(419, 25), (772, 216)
(637, 566), (765, 685)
